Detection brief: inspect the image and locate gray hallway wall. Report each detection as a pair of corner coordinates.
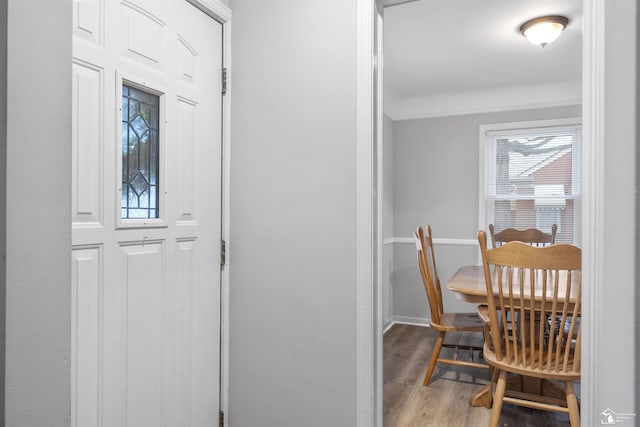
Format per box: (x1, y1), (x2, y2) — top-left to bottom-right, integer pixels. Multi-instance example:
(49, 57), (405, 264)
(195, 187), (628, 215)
(5, 0), (72, 425)
(228, 1), (359, 425)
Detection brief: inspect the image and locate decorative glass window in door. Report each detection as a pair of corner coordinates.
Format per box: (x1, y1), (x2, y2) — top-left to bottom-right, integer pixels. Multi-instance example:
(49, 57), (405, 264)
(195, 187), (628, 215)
(122, 84), (160, 219)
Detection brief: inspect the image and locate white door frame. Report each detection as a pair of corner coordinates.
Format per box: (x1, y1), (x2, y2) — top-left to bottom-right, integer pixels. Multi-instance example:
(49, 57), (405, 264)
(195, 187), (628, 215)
(185, 0), (232, 420)
(361, 1), (606, 426)
(374, 5), (385, 427)
(580, 1), (604, 426)
(356, 1), (383, 426)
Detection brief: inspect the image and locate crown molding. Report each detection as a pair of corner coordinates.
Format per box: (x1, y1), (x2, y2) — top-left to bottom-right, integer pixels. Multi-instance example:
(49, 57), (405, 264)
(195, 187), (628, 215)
(381, 0), (420, 7)
(385, 80), (581, 121)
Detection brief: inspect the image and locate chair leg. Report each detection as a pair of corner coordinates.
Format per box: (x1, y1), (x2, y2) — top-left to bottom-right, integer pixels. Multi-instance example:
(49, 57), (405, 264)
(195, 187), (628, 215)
(423, 331), (445, 386)
(489, 370), (507, 427)
(486, 367), (499, 408)
(565, 381), (580, 427)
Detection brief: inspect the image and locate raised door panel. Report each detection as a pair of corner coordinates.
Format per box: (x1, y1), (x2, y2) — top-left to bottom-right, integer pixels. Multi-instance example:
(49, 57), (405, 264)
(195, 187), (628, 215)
(72, 62), (103, 226)
(74, 0), (104, 46)
(71, 246), (103, 427)
(120, 241), (167, 427)
(177, 36), (197, 85)
(118, 1), (167, 70)
(175, 238), (196, 425)
(175, 98), (196, 224)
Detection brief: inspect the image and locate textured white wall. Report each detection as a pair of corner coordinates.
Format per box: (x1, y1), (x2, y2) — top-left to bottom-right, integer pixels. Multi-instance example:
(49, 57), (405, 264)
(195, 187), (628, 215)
(5, 0), (72, 425)
(229, 1), (359, 425)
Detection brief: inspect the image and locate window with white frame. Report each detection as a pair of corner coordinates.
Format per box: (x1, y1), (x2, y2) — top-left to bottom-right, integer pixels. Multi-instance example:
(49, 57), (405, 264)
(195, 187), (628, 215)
(480, 119), (582, 246)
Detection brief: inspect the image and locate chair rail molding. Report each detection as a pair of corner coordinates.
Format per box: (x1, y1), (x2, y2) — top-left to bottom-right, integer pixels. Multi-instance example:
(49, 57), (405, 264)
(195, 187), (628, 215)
(383, 236), (477, 246)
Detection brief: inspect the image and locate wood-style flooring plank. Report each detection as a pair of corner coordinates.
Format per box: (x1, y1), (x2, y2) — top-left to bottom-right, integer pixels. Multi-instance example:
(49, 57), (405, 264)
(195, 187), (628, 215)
(383, 324), (574, 427)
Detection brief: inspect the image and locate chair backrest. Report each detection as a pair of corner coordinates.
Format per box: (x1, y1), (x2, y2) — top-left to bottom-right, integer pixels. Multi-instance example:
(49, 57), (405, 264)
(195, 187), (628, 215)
(478, 230), (582, 376)
(489, 223), (557, 248)
(414, 225), (444, 325)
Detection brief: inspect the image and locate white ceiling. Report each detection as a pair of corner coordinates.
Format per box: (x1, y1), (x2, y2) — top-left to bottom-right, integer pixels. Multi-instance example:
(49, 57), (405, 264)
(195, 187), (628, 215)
(383, 0), (583, 119)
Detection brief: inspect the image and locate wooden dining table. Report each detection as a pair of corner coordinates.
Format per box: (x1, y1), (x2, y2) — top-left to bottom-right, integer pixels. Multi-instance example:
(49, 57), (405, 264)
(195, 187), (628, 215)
(446, 265), (579, 408)
(447, 265), (580, 306)
(446, 265), (489, 304)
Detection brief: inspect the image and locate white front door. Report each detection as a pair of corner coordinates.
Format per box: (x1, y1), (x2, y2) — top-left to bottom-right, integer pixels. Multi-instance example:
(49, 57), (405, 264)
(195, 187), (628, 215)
(71, 1), (223, 425)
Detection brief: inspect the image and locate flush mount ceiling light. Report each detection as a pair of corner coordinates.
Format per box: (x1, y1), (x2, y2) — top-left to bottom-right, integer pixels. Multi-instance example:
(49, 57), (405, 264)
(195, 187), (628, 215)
(519, 15), (569, 48)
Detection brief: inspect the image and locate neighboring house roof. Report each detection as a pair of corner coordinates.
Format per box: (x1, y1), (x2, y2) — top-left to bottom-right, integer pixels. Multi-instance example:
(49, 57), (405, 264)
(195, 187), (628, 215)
(513, 147), (571, 179)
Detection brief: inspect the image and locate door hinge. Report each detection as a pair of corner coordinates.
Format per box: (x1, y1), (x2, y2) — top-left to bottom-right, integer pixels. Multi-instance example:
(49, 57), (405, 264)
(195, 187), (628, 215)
(222, 67), (227, 96)
(220, 240), (226, 266)
(219, 410), (225, 427)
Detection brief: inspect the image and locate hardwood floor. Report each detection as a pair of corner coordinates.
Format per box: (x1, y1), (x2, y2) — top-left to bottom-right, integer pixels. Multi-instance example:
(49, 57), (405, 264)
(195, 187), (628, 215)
(383, 323), (575, 427)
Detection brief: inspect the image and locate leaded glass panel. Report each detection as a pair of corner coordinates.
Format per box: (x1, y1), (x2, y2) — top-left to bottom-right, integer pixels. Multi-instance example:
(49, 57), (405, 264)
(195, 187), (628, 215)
(122, 84), (160, 219)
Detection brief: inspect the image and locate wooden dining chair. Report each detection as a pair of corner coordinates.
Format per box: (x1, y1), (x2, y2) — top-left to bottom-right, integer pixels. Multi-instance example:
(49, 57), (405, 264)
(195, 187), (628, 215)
(477, 230), (581, 427)
(414, 225), (488, 386)
(489, 223), (557, 248)
(488, 224), (559, 339)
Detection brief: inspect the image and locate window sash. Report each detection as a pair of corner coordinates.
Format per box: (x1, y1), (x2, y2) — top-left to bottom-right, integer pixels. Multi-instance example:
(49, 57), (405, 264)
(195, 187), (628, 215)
(480, 120), (582, 246)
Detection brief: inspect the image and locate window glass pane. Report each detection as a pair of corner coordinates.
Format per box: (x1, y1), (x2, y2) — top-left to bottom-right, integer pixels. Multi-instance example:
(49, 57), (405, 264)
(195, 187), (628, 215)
(486, 125), (581, 246)
(122, 84), (160, 219)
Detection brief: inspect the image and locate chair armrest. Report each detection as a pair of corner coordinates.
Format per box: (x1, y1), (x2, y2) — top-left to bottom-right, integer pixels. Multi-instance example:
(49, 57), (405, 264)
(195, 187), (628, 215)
(477, 304), (490, 323)
(477, 305), (492, 348)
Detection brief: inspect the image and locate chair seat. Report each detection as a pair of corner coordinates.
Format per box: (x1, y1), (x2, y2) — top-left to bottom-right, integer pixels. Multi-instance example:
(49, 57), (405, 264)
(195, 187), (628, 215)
(482, 343), (580, 382)
(431, 312), (486, 332)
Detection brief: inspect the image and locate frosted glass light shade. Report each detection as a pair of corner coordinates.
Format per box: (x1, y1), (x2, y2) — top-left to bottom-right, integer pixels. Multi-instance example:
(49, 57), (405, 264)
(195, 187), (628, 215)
(519, 16), (569, 48)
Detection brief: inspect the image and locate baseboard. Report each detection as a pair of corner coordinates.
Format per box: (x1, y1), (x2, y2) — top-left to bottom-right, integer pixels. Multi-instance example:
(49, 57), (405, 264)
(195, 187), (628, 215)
(384, 316), (429, 333)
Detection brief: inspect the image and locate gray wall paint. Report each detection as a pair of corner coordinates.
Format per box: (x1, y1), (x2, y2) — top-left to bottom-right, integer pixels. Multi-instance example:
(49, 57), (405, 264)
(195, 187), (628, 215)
(0, 0), (6, 421)
(595, 0), (637, 416)
(392, 241), (477, 323)
(637, 0), (640, 414)
(229, 1), (358, 426)
(390, 105), (581, 321)
(6, 0), (72, 425)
